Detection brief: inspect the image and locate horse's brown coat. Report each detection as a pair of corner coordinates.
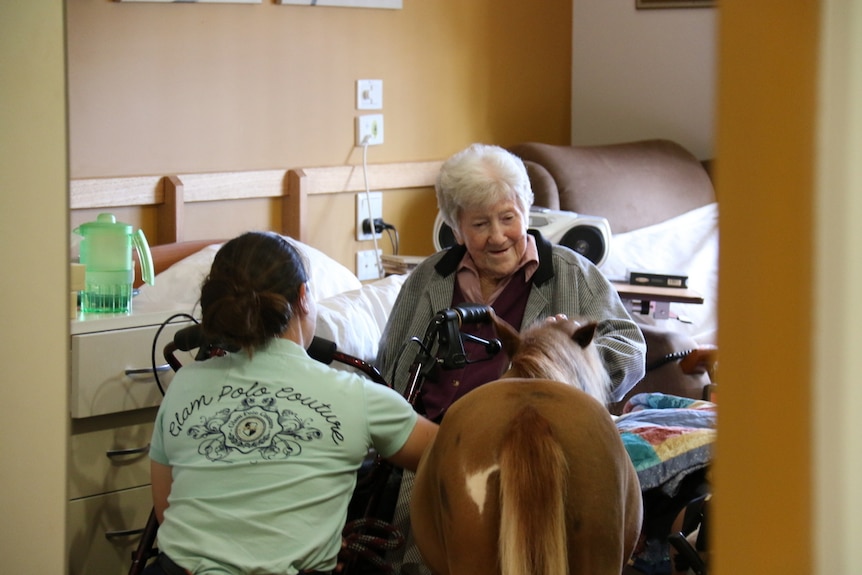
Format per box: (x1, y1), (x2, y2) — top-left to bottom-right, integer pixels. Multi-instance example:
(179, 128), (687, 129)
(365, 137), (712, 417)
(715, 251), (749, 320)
(410, 316), (643, 575)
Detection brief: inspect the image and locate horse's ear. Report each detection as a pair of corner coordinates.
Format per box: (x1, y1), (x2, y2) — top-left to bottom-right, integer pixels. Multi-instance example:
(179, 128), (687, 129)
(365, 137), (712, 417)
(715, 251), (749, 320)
(572, 322), (599, 349)
(492, 310), (521, 357)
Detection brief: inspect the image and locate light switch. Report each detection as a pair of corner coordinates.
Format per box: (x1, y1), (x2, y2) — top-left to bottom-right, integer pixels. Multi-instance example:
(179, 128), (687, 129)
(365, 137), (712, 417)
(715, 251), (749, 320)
(357, 79), (383, 110)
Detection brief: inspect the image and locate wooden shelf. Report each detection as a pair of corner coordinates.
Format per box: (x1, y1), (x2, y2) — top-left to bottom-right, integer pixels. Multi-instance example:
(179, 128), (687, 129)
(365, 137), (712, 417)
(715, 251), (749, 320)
(611, 281), (704, 304)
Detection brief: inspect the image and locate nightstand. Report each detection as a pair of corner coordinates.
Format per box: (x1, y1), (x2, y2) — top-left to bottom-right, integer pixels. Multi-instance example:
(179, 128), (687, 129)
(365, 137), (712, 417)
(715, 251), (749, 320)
(612, 281), (704, 321)
(67, 305), (194, 575)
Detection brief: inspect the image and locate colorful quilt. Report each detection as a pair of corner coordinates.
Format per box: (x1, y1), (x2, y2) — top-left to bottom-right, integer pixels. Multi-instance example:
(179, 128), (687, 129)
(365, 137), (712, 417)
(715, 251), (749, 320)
(615, 393), (716, 496)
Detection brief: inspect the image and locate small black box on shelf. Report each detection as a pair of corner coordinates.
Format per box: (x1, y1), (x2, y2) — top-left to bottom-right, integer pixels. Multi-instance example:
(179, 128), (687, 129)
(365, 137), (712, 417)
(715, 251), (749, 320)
(628, 270), (688, 289)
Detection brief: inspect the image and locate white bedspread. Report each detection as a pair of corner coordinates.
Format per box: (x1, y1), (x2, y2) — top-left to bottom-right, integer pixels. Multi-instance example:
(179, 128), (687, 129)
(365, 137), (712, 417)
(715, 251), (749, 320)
(135, 237), (363, 310)
(314, 273), (408, 364)
(134, 235), (405, 366)
(134, 202), (718, 377)
(599, 202), (719, 344)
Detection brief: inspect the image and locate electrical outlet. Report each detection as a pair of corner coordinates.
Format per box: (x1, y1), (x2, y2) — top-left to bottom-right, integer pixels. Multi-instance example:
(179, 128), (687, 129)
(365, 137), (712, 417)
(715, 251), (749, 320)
(356, 79), (383, 110)
(356, 249), (383, 281)
(356, 191), (383, 240)
(355, 114), (384, 146)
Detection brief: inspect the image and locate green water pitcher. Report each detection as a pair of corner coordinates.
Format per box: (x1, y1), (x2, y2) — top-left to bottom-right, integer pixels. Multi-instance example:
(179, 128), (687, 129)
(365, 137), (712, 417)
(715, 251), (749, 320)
(73, 213), (154, 313)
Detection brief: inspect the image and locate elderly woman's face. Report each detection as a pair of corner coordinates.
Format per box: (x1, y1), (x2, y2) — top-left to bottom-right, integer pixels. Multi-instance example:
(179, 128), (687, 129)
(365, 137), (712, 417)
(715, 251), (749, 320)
(456, 198), (528, 280)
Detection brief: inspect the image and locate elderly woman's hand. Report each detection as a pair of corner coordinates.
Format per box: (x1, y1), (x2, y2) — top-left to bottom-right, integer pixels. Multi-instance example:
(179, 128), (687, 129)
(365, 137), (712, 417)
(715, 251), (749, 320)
(544, 313), (589, 331)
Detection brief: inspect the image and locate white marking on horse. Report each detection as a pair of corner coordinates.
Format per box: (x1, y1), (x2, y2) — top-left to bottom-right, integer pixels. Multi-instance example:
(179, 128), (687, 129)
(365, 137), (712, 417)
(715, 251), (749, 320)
(466, 464), (499, 514)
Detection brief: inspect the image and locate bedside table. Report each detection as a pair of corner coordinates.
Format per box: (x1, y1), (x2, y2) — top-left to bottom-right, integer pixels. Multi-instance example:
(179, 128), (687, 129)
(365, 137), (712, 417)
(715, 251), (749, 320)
(611, 281), (704, 321)
(68, 304), (194, 575)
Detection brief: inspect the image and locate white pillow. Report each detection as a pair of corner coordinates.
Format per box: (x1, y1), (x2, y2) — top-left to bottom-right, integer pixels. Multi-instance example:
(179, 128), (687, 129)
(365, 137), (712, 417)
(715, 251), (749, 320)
(133, 243), (219, 312)
(599, 203), (719, 345)
(290, 238), (363, 299)
(135, 236), (362, 311)
(315, 273), (408, 365)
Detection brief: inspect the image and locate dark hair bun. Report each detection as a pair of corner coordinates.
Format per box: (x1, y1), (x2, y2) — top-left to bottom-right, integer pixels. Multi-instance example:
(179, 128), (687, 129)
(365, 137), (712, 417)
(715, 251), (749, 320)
(199, 232), (308, 354)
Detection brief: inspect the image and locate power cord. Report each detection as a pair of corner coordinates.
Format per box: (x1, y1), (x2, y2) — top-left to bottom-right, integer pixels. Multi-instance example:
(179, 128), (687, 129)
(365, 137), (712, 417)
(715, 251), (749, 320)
(385, 226), (399, 255)
(362, 218), (399, 255)
(151, 312), (199, 396)
(361, 138), (385, 278)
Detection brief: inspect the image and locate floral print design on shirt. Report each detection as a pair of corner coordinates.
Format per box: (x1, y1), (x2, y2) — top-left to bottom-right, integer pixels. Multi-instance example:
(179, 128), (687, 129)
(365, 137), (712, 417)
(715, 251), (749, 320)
(188, 397), (322, 462)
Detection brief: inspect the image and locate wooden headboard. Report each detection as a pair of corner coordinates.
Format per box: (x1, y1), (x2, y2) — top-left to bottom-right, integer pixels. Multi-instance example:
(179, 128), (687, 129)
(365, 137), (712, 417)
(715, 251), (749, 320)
(72, 160), (443, 276)
(71, 169), (299, 246)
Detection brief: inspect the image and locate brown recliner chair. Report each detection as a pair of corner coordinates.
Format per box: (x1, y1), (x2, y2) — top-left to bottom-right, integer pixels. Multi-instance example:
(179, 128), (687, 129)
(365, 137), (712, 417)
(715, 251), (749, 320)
(507, 139), (718, 406)
(610, 325), (716, 416)
(509, 139), (715, 234)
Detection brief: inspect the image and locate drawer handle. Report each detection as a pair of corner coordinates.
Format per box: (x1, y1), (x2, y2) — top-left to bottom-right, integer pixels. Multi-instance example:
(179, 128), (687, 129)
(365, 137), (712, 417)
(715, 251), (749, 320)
(106, 443), (150, 458)
(125, 363), (171, 377)
(104, 526), (146, 540)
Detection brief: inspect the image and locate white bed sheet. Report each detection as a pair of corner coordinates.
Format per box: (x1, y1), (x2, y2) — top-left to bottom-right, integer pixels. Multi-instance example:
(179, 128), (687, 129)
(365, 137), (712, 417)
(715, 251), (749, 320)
(134, 235), (404, 368)
(599, 202), (719, 344)
(314, 273), (407, 364)
(134, 202), (718, 380)
(135, 237), (363, 310)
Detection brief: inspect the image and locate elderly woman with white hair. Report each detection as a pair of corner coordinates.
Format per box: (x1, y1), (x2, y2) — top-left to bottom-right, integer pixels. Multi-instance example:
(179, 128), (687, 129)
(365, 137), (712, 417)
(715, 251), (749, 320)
(374, 142), (646, 574)
(378, 143), (645, 417)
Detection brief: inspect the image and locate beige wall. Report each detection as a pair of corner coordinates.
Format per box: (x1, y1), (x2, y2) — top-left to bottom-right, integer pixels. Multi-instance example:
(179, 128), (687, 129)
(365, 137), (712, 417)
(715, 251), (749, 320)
(813, 1), (862, 571)
(0, 1), (69, 573)
(571, 0), (716, 160)
(66, 0), (573, 266)
(66, 0), (573, 175)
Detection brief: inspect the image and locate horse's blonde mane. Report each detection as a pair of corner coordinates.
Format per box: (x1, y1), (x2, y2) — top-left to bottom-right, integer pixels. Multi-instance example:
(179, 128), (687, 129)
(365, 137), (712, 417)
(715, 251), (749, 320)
(501, 317), (612, 405)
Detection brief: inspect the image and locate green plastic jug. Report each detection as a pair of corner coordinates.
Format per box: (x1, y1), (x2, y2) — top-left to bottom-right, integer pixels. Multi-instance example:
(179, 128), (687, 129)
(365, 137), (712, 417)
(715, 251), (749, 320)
(73, 213), (154, 313)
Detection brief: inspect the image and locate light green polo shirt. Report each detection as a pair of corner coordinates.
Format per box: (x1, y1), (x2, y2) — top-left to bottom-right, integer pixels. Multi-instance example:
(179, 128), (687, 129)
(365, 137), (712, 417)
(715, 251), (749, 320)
(150, 338), (417, 574)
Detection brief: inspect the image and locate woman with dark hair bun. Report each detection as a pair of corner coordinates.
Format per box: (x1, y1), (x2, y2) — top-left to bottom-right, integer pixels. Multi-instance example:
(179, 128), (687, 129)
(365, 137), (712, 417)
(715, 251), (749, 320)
(147, 232), (437, 575)
(199, 232), (309, 355)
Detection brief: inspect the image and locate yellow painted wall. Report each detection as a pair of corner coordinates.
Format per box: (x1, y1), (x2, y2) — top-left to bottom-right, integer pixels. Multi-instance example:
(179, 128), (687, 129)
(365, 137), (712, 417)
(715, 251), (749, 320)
(713, 1), (819, 572)
(66, 0), (572, 175)
(66, 0), (573, 266)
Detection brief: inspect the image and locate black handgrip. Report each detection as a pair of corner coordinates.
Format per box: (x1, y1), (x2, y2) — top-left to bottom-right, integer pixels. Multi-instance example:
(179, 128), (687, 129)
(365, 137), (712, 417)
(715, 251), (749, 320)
(452, 303), (493, 325)
(173, 324), (204, 351)
(307, 336), (338, 365)
(307, 336), (388, 386)
(433, 304), (498, 371)
(172, 324), (238, 361)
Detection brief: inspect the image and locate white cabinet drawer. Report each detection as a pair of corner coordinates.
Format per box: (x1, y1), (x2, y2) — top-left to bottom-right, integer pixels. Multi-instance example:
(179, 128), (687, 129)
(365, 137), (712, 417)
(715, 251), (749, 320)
(69, 408), (156, 500)
(70, 320), (191, 418)
(67, 485), (154, 575)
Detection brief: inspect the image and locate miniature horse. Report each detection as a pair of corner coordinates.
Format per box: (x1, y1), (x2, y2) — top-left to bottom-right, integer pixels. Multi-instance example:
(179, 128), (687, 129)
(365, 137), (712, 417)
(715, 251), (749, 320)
(410, 315), (643, 575)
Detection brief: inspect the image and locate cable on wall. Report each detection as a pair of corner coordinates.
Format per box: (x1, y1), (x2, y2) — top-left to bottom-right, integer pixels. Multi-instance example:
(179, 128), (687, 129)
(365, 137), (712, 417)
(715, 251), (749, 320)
(361, 138), (385, 279)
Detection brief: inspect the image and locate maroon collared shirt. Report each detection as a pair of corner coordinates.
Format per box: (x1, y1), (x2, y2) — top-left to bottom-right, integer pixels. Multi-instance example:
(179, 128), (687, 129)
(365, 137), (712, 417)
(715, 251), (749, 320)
(418, 268), (532, 422)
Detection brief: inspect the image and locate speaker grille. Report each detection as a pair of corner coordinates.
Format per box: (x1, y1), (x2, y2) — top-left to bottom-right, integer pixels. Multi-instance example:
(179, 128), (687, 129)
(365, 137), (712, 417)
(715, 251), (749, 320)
(558, 225), (607, 265)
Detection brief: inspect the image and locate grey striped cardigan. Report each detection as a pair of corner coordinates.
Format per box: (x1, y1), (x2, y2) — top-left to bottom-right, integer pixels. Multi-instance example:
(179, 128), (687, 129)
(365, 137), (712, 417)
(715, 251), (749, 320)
(375, 230), (646, 403)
